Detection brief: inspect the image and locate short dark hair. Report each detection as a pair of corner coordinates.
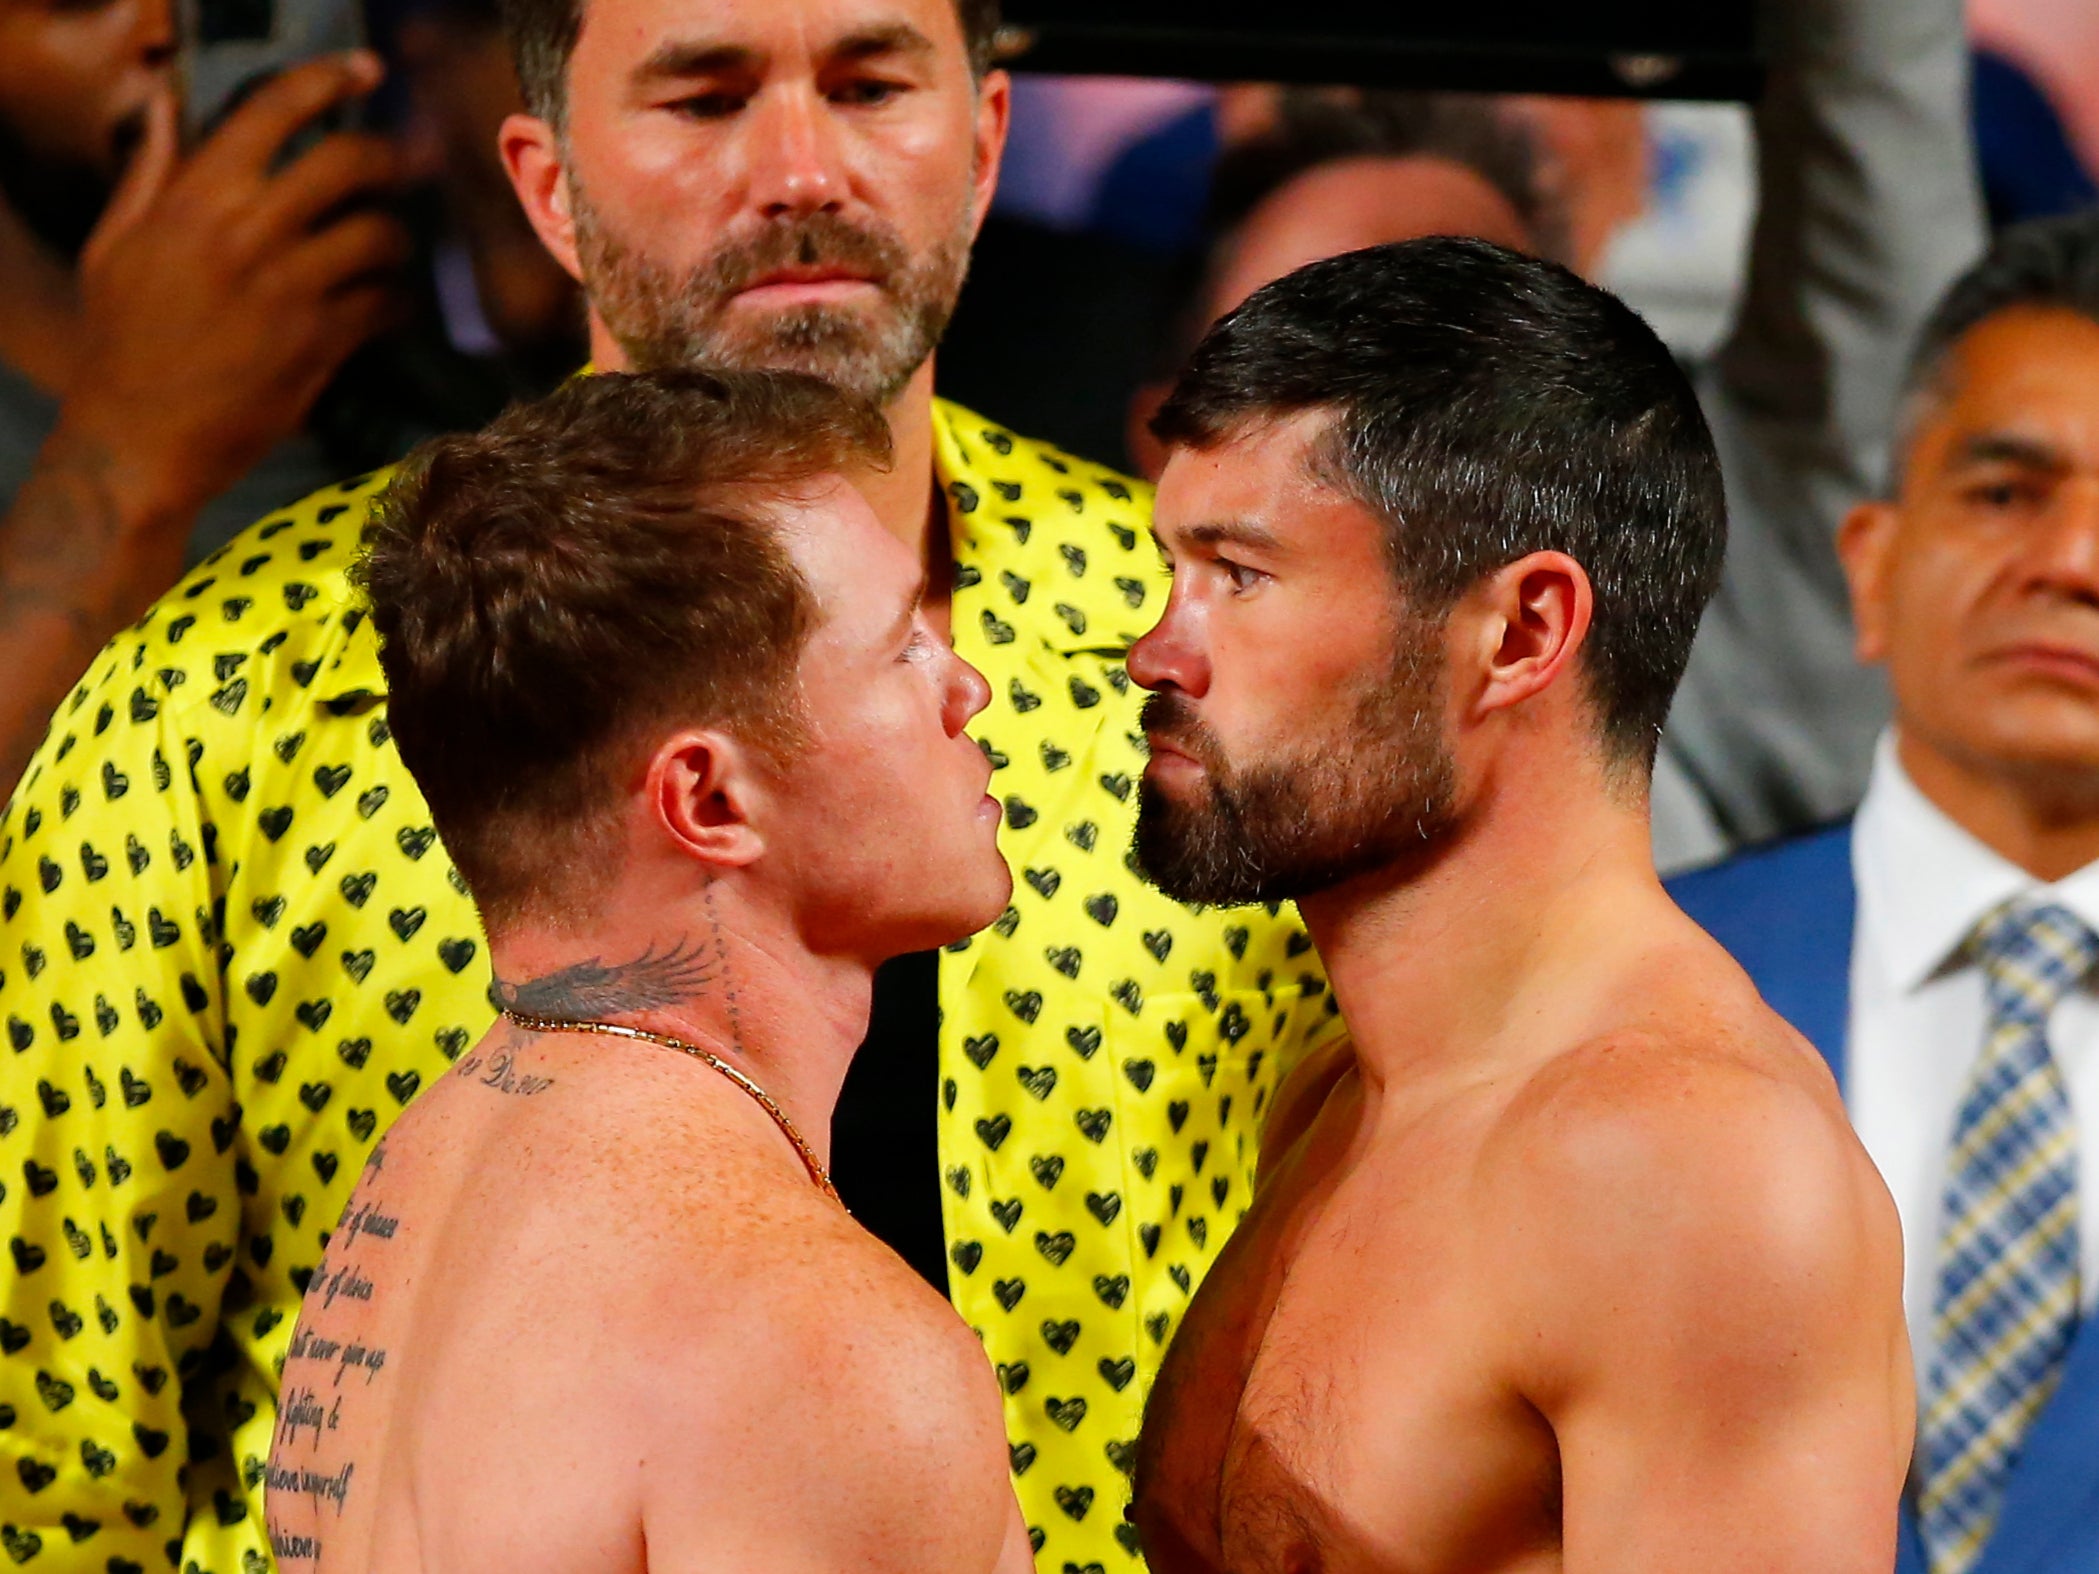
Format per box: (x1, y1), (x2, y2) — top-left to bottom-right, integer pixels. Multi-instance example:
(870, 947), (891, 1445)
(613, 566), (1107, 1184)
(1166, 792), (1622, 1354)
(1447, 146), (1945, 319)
(1148, 90), (1560, 386)
(1208, 89), (1562, 262)
(1895, 209), (2099, 480)
(356, 369), (891, 932)
(503, 0), (1002, 125)
(1153, 236), (1726, 771)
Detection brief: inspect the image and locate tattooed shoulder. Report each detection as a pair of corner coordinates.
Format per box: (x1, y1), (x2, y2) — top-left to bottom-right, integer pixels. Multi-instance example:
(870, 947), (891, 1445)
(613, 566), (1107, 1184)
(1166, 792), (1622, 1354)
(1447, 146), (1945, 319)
(457, 1027), (556, 1097)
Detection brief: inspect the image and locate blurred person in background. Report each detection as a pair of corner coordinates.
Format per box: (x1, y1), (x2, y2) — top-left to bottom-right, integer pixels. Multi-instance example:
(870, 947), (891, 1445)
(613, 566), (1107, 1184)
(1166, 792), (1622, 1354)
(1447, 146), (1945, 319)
(380, 0), (585, 389)
(1674, 211), (2099, 1574)
(1969, 47), (2096, 231)
(1118, 0), (1983, 872)
(0, 0), (1344, 1569)
(1122, 89), (1565, 482)
(0, 1), (409, 796)
(1658, 0), (1982, 864)
(0, 0), (587, 803)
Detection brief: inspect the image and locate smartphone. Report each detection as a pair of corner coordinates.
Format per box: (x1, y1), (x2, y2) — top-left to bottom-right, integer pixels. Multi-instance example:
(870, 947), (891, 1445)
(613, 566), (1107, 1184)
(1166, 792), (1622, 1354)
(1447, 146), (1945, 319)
(176, 0), (367, 149)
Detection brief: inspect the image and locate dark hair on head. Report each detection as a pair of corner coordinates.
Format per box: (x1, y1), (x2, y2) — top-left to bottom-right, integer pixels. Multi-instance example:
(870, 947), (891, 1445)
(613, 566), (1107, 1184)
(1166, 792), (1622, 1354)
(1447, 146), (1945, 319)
(1153, 236), (1726, 772)
(1209, 89), (1561, 261)
(1894, 209), (2099, 483)
(503, 0), (1003, 125)
(1148, 89), (1559, 381)
(356, 368), (892, 933)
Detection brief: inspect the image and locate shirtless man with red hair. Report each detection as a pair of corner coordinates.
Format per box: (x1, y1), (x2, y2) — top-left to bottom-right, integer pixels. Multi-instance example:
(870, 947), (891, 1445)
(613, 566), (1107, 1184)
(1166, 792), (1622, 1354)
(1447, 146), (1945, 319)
(266, 368), (1030, 1572)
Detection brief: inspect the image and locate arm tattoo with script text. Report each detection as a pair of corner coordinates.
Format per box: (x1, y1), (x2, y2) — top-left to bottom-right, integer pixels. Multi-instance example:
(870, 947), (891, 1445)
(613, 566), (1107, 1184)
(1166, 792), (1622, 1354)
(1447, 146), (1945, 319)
(267, 1159), (402, 1564)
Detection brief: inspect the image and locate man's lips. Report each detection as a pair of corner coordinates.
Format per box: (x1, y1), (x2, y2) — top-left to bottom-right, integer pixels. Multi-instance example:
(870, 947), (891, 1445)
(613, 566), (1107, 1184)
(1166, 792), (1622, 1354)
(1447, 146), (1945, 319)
(1143, 733), (1206, 775)
(1982, 640), (2099, 688)
(732, 268), (879, 304)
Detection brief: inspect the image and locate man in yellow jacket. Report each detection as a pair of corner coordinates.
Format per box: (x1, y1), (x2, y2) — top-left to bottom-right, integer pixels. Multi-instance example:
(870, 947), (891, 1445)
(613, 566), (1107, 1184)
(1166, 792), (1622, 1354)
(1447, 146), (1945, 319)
(0, 0), (1340, 1568)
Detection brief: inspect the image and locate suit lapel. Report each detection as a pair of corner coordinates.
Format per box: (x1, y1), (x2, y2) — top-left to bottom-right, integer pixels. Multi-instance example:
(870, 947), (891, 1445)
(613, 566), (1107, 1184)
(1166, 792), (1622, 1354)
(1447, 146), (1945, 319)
(1672, 824), (1856, 1084)
(1966, 1316), (2099, 1574)
(1759, 835), (1853, 1087)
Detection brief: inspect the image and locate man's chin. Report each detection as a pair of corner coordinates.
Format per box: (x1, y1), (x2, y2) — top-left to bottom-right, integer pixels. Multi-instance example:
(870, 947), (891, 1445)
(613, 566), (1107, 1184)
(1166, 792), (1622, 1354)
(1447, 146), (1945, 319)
(911, 877), (1017, 955)
(1132, 787), (1255, 907)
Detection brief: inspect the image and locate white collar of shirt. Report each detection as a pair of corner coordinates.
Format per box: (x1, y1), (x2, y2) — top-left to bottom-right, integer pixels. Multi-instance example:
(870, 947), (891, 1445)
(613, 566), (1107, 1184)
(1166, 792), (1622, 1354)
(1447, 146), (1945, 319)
(1854, 730), (2099, 988)
(1851, 728), (2099, 1378)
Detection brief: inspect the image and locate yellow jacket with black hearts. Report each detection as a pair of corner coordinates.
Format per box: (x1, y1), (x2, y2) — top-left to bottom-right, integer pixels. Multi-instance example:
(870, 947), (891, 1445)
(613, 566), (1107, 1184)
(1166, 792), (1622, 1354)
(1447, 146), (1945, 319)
(0, 399), (1342, 1574)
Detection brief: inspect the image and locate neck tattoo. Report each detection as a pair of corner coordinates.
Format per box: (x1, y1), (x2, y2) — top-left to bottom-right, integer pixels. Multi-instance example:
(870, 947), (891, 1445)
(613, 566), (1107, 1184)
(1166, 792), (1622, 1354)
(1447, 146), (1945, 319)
(498, 1010), (841, 1203)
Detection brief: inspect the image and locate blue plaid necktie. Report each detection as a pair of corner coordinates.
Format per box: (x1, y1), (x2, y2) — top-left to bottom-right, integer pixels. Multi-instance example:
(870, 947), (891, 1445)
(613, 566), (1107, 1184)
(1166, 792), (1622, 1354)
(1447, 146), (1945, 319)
(1918, 898), (2095, 1574)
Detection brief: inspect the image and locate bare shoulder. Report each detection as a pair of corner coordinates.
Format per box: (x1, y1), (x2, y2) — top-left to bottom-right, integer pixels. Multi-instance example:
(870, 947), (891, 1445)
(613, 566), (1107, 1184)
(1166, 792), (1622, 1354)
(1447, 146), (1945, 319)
(1481, 968), (1904, 1388)
(1493, 997), (1882, 1259)
(764, 1204), (1011, 1426)
(627, 1202), (1020, 1572)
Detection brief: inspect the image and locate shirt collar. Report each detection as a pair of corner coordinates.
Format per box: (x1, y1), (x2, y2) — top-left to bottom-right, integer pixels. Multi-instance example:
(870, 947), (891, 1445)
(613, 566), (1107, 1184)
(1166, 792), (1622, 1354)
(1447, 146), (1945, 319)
(930, 397), (986, 565)
(1854, 729), (2099, 991)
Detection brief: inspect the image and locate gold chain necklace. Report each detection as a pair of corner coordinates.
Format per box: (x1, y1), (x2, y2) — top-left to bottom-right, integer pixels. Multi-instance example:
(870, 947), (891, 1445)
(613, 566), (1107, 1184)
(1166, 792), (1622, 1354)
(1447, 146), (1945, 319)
(499, 1011), (840, 1202)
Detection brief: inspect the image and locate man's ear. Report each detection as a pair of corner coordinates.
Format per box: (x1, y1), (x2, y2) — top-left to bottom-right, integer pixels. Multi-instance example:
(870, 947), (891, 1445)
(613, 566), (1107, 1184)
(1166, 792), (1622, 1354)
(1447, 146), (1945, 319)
(1838, 499), (1898, 665)
(500, 112), (585, 284)
(1125, 382), (1170, 482)
(647, 730), (769, 872)
(1463, 551), (1594, 722)
(966, 68), (1012, 238)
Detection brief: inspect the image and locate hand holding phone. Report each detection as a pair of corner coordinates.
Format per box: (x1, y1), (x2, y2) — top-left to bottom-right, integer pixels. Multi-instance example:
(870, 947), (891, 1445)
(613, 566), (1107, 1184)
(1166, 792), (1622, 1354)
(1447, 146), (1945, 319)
(55, 54), (410, 537)
(179, 0), (368, 148)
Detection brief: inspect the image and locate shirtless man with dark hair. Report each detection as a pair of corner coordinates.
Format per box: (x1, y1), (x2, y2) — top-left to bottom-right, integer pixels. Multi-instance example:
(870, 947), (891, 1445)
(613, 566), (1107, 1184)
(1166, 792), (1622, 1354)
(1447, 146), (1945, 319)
(264, 369), (1031, 1572)
(1126, 241), (1912, 1571)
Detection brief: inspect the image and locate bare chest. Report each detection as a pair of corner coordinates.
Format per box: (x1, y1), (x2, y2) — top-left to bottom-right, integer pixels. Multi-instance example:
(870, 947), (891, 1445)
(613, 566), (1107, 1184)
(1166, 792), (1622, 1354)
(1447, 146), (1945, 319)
(1133, 1148), (1561, 1574)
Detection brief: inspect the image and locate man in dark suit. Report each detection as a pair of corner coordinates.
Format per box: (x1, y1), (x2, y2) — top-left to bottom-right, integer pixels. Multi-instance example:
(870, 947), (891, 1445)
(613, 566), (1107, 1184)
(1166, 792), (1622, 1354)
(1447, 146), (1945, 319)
(1672, 211), (2099, 1574)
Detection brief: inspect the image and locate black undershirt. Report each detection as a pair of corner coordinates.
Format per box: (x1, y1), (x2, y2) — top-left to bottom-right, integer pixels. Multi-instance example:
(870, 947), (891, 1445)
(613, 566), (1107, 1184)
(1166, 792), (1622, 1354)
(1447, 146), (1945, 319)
(829, 949), (949, 1295)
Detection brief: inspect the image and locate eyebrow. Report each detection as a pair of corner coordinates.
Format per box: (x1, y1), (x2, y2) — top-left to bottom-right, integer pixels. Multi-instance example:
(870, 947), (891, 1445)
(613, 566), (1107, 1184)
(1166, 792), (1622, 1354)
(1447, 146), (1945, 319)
(636, 39), (755, 80)
(1951, 432), (2072, 473)
(637, 22), (936, 82)
(1174, 519), (1285, 554)
(831, 22), (938, 66)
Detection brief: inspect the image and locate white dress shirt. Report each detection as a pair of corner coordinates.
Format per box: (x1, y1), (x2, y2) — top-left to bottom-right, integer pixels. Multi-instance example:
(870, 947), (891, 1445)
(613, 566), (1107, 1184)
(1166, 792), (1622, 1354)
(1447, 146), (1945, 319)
(1849, 732), (2099, 1383)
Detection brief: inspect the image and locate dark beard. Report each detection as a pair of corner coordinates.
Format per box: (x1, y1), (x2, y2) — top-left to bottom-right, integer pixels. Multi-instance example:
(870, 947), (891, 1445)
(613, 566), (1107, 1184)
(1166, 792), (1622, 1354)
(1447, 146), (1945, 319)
(1133, 620), (1457, 906)
(570, 194), (972, 407)
(0, 111), (128, 261)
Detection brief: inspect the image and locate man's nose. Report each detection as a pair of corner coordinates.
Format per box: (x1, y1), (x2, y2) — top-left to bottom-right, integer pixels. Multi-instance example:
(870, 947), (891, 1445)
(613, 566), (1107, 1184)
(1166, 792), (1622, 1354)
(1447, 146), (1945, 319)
(947, 652), (992, 734)
(746, 90), (847, 219)
(1127, 609), (1207, 697)
(2024, 476), (2099, 600)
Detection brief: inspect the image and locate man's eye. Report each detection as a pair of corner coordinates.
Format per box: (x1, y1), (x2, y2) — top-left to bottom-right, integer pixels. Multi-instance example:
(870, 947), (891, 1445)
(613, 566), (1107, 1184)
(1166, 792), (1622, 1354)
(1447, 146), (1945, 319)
(831, 79), (904, 107)
(1223, 560), (1264, 592)
(1966, 480), (2032, 510)
(673, 92), (746, 119)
